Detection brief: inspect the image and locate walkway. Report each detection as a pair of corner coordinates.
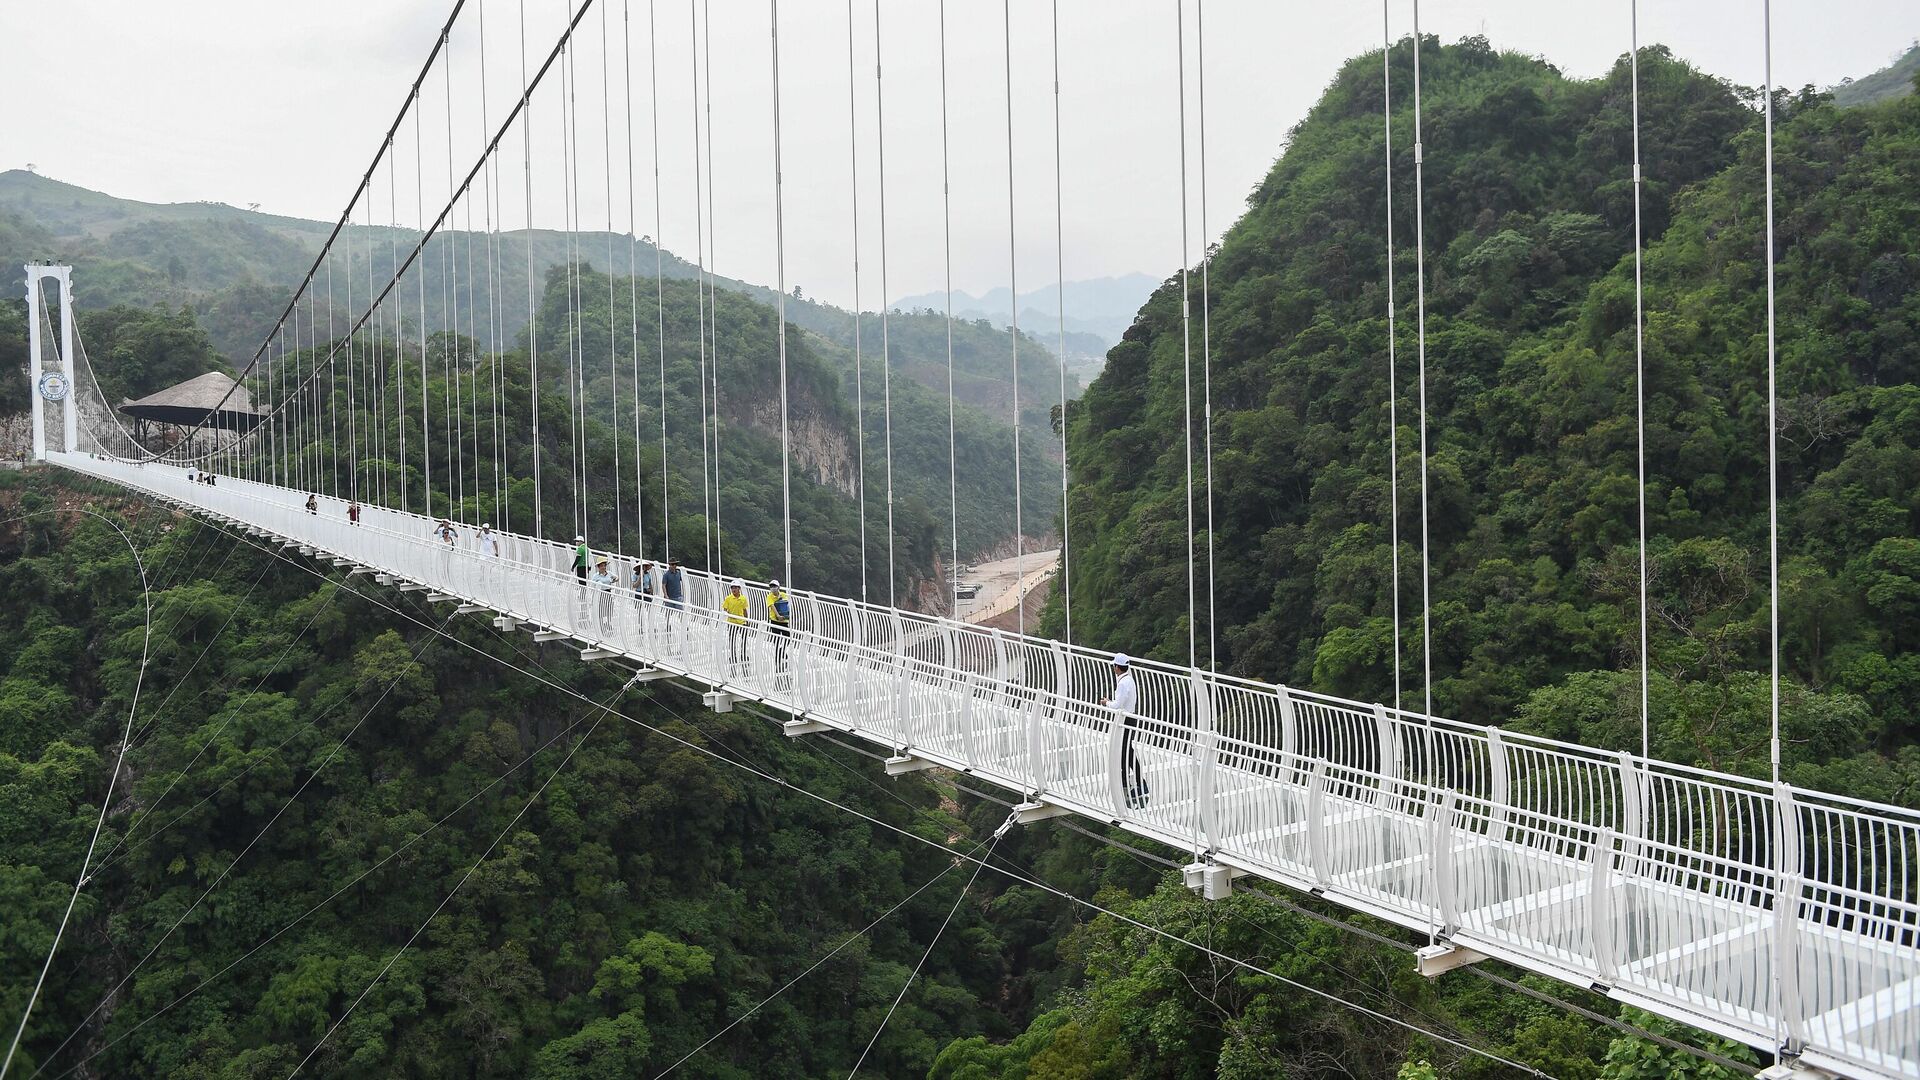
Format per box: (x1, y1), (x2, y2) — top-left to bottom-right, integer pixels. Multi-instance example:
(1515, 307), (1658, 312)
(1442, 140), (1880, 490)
(47, 451), (1920, 1080)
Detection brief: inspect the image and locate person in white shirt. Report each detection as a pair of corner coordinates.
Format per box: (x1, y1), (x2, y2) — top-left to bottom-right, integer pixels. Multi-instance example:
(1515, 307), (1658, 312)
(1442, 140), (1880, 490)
(186, 465), (200, 485)
(1099, 653), (1149, 809)
(477, 524), (501, 558)
(590, 559), (618, 636)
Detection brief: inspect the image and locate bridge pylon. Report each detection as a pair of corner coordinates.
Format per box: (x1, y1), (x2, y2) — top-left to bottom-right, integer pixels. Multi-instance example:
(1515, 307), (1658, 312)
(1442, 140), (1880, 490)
(23, 263), (77, 460)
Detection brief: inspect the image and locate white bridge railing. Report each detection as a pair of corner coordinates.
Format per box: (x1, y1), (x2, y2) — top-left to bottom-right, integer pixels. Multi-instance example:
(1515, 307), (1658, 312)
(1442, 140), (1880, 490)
(49, 452), (1920, 1080)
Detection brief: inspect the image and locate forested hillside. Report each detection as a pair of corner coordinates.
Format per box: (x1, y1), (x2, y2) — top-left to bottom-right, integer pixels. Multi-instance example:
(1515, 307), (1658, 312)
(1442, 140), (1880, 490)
(0, 482), (1033, 1076)
(12, 31), (1920, 1080)
(0, 170), (1071, 567)
(2, 479), (1755, 1080)
(1051, 36), (1920, 802)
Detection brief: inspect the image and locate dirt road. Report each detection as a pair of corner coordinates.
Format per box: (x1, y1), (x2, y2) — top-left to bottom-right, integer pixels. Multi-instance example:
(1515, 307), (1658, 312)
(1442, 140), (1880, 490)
(958, 548), (1058, 625)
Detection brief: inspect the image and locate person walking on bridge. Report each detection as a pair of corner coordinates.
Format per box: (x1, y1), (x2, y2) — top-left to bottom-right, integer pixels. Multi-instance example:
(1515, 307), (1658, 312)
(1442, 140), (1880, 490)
(591, 558), (618, 638)
(766, 578), (792, 674)
(347, 500), (361, 526)
(571, 535), (591, 622)
(477, 524), (500, 558)
(723, 579), (751, 673)
(305, 493), (318, 515)
(662, 558), (685, 636)
(1099, 653), (1149, 810)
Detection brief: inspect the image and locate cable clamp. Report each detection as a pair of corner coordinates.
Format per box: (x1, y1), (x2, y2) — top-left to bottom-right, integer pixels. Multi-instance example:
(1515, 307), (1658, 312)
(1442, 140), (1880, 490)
(1413, 142), (1424, 165)
(992, 813), (1018, 841)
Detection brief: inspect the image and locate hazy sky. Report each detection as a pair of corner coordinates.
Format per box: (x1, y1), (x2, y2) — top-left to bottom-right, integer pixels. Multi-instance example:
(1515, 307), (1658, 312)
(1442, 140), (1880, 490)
(6, 1), (1916, 311)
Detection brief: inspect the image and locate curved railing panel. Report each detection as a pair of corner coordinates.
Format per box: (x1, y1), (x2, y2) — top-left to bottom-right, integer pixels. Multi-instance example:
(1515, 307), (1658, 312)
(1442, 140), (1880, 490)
(47, 452), (1920, 1080)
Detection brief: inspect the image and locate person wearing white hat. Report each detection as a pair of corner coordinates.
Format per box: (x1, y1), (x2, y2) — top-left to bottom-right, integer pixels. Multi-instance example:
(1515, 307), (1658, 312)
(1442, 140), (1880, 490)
(722, 578), (752, 672)
(571, 536), (590, 583)
(477, 523), (500, 559)
(1099, 652), (1149, 809)
(765, 578), (792, 674)
(590, 558), (619, 637)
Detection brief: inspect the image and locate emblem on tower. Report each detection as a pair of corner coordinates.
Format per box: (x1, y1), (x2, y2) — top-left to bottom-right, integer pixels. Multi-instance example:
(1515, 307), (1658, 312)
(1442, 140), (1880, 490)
(37, 370), (71, 403)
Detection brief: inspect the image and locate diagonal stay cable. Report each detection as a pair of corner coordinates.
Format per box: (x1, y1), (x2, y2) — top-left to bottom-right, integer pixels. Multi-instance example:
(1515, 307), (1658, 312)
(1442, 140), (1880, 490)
(847, 826), (1003, 1079)
(46, 702), (599, 1080)
(142, 505), (1549, 1076)
(27, 608), (459, 1079)
(124, 554), (275, 748)
(0, 510), (152, 1080)
(653, 846), (975, 1079)
(93, 581), (351, 877)
(173, 515), (1694, 1077)
(191, 562), (1553, 1080)
(285, 697), (613, 1077)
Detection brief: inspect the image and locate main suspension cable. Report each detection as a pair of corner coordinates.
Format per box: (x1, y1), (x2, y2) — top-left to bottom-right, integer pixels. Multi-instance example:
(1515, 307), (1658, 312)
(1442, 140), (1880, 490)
(872, 0), (897, 602)
(1383, 0), (1402, 713)
(1630, 0), (1650, 759)
(771, 0), (795, 590)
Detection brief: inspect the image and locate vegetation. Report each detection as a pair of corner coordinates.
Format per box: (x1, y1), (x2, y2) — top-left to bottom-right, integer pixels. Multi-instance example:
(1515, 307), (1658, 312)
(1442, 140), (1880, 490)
(0, 487), (1016, 1077)
(1049, 37), (1920, 804)
(9, 31), (1920, 1080)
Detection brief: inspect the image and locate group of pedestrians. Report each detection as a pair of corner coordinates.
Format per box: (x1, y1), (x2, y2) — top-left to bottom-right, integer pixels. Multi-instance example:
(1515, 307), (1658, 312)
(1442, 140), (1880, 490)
(259, 475), (1158, 812)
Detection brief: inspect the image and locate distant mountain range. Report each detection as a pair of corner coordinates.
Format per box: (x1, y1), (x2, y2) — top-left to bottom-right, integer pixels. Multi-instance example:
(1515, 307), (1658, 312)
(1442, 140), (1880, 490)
(890, 273), (1158, 376)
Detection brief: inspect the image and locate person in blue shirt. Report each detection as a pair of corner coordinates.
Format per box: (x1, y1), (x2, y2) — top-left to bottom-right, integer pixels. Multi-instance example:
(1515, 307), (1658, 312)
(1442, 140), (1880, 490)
(661, 559), (685, 632)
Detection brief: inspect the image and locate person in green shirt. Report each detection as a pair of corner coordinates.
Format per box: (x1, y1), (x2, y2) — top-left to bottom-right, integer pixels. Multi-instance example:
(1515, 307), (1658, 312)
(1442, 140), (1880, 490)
(572, 535), (589, 583)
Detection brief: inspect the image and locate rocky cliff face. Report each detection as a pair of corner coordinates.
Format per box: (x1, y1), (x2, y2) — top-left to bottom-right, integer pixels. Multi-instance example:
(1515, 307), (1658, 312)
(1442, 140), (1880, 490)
(739, 398), (857, 498)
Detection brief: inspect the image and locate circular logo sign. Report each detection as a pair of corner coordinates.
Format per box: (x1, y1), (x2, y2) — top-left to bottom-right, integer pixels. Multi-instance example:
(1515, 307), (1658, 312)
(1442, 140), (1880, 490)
(36, 371), (70, 402)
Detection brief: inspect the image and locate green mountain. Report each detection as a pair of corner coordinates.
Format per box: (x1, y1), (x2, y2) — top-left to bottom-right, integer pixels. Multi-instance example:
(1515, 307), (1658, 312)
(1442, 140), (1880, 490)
(1831, 43), (1920, 108)
(0, 495), (1027, 1077)
(1054, 35), (1920, 787)
(14, 30), (1920, 1080)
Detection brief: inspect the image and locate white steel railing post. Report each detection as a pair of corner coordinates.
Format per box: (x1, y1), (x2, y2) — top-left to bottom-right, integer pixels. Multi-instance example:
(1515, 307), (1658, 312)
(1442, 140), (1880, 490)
(1372, 704), (1401, 809)
(959, 671), (980, 769)
(792, 598), (811, 714)
(844, 599), (864, 726)
(1042, 640), (1070, 797)
(1431, 789), (1458, 935)
(1485, 727), (1510, 841)
(1773, 781), (1806, 1055)
(889, 610), (910, 748)
(989, 628), (1011, 768)
(1192, 668), (1218, 852)
(1588, 826), (1617, 986)
(1306, 759), (1329, 890)
(1277, 685), (1297, 780)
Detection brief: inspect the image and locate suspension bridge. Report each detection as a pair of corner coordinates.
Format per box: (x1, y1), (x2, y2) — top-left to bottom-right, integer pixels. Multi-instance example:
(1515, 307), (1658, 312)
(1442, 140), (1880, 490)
(9, 0), (1920, 1077)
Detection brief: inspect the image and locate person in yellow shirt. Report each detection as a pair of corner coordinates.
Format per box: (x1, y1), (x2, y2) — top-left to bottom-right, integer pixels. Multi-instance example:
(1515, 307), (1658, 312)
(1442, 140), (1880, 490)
(766, 578), (792, 673)
(722, 579), (751, 671)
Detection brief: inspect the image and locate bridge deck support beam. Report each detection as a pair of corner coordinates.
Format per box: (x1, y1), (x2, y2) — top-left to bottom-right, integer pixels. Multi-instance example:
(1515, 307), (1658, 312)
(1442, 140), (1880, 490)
(885, 754), (937, 776)
(1012, 800), (1072, 825)
(784, 719), (831, 736)
(1183, 861), (1238, 901)
(1415, 943), (1488, 978)
(1757, 1062), (1838, 1080)
(702, 690), (736, 714)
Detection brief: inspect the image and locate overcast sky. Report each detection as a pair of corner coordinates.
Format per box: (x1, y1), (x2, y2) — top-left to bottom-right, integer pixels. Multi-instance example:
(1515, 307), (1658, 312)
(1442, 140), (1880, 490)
(6, 1), (1916, 311)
